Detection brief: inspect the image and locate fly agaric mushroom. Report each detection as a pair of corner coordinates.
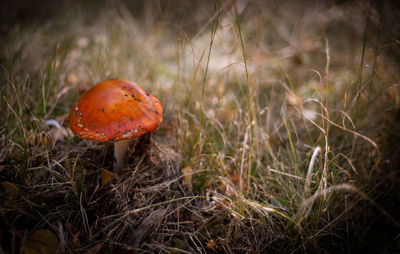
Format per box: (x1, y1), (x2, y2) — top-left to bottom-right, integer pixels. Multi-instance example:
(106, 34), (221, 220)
(69, 79), (163, 171)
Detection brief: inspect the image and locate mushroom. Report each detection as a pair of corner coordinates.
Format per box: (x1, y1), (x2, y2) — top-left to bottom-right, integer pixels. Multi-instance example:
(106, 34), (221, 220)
(68, 79), (163, 171)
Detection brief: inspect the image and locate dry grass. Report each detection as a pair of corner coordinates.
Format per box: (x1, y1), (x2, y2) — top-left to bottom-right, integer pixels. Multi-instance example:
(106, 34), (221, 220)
(1, 0), (400, 253)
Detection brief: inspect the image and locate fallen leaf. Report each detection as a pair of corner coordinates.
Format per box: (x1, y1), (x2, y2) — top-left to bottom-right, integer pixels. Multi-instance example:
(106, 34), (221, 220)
(1, 181), (19, 199)
(71, 232), (80, 248)
(206, 239), (219, 250)
(230, 174), (241, 185)
(21, 229), (59, 254)
(64, 221), (73, 233)
(37, 136), (50, 146)
(100, 169), (115, 189)
(181, 166), (193, 191)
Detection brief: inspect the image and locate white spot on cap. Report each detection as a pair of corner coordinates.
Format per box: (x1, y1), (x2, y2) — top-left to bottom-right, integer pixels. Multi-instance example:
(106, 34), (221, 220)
(121, 132), (132, 139)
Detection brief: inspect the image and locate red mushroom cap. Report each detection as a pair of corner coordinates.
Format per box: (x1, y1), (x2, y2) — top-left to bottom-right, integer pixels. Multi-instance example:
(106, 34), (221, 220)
(69, 79), (163, 141)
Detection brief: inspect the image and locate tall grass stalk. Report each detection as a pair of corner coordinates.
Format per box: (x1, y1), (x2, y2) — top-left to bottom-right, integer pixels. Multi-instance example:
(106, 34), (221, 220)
(232, 0), (259, 197)
(355, 5), (370, 125)
(200, 3), (220, 127)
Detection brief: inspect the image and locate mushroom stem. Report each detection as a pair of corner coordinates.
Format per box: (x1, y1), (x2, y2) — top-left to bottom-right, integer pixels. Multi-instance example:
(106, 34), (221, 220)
(113, 140), (130, 171)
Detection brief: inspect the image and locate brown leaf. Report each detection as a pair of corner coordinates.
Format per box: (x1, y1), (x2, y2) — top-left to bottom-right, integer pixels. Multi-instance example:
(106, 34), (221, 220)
(71, 232), (80, 248)
(100, 169), (115, 189)
(37, 136), (50, 146)
(181, 166), (193, 191)
(230, 174), (240, 185)
(21, 229), (59, 254)
(64, 221), (73, 232)
(206, 239), (219, 250)
(1, 181), (19, 199)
